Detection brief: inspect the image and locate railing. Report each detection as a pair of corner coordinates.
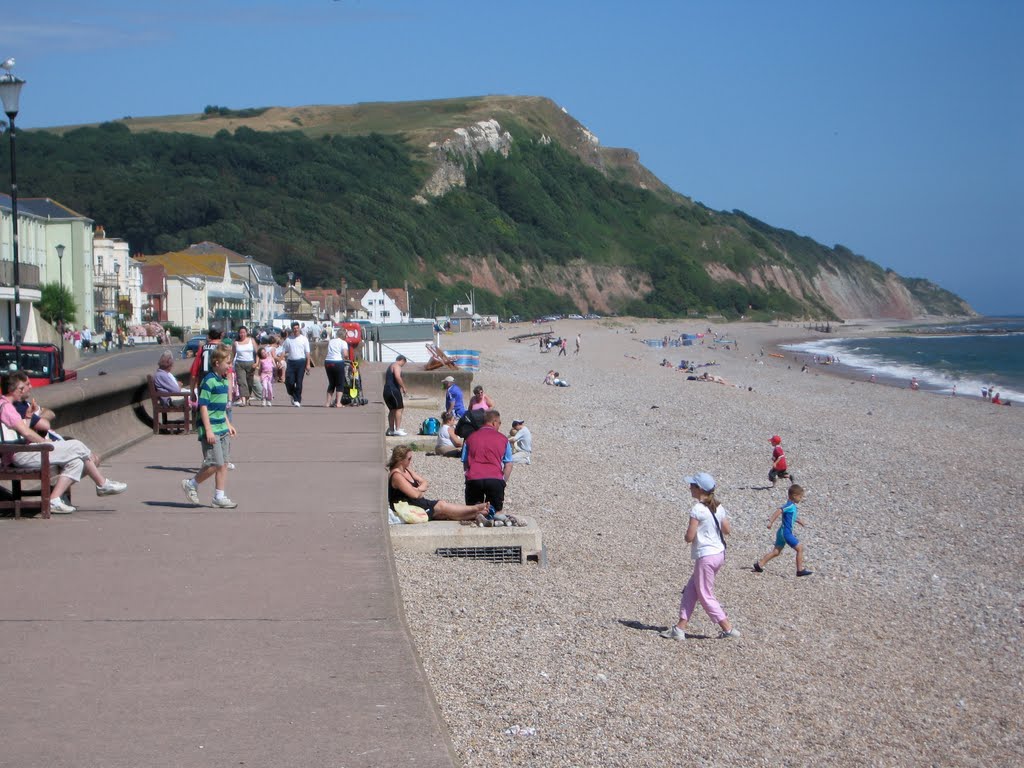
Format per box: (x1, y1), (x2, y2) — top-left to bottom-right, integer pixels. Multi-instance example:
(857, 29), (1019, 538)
(0, 261), (41, 288)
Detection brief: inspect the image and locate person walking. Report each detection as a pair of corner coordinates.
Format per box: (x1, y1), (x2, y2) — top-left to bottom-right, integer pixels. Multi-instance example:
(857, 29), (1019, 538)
(753, 484), (812, 577)
(324, 328), (349, 408)
(257, 346), (275, 406)
(231, 326), (260, 405)
(281, 322), (311, 407)
(383, 355), (408, 435)
(660, 472), (740, 640)
(181, 346), (238, 508)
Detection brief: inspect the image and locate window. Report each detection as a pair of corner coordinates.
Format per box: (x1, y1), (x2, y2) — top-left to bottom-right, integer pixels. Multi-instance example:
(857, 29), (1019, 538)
(381, 311), (390, 318)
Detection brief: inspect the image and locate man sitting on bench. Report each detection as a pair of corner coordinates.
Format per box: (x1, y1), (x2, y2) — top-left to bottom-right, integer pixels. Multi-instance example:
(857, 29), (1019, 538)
(0, 371), (128, 515)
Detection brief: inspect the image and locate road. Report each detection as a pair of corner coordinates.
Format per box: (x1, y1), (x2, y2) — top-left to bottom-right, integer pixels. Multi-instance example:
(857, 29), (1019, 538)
(67, 343), (172, 381)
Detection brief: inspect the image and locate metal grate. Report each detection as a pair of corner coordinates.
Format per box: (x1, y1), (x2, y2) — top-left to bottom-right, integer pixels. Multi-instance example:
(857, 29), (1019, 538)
(435, 546), (523, 564)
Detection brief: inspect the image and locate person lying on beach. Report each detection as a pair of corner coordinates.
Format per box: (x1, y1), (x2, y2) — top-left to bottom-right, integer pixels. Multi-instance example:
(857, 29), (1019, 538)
(387, 444), (488, 522)
(686, 372), (733, 386)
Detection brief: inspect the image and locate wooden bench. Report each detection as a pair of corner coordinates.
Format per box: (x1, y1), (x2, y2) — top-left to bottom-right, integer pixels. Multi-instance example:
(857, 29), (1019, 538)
(0, 442), (55, 519)
(147, 374), (191, 435)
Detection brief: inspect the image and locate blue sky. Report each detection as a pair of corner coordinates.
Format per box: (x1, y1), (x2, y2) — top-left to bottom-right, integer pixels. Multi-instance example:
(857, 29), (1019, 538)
(3, 0), (1021, 314)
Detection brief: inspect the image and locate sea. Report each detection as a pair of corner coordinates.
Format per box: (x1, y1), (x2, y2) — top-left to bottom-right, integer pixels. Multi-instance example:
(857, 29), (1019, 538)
(782, 318), (1024, 401)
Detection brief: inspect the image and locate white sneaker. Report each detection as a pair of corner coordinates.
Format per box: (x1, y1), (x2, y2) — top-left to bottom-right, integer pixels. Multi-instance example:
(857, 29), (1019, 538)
(211, 496), (238, 509)
(659, 626), (686, 641)
(393, 429), (407, 436)
(227, 463), (236, 471)
(293, 401), (302, 407)
(181, 478), (200, 505)
(719, 628), (742, 639)
(49, 498), (77, 514)
(96, 479), (128, 497)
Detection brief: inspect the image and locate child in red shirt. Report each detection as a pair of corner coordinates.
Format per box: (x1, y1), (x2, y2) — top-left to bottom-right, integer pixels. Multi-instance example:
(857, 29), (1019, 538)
(768, 435), (793, 487)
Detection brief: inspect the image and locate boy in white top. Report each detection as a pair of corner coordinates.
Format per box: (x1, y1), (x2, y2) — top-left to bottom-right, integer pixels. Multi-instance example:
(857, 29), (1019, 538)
(660, 472), (740, 640)
(281, 322), (311, 406)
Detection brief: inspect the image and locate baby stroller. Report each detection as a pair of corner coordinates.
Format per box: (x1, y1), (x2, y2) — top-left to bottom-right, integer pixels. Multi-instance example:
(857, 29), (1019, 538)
(341, 359), (368, 406)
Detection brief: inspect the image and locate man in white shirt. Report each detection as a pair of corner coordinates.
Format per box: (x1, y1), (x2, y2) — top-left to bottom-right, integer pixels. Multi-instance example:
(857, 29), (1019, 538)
(281, 322), (312, 406)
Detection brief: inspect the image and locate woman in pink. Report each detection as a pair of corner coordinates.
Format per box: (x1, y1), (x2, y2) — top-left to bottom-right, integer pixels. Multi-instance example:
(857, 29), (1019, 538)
(468, 385), (494, 411)
(660, 472), (741, 640)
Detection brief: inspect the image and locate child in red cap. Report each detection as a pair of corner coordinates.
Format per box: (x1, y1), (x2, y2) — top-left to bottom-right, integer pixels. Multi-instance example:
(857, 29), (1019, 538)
(768, 435), (793, 487)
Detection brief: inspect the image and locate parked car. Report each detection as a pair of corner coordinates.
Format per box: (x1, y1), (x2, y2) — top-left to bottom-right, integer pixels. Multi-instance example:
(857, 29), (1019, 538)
(0, 343), (77, 387)
(181, 336), (207, 359)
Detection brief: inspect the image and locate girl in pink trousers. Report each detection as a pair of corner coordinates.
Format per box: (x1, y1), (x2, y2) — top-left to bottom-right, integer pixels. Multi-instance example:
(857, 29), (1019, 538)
(257, 346), (275, 406)
(661, 471), (741, 640)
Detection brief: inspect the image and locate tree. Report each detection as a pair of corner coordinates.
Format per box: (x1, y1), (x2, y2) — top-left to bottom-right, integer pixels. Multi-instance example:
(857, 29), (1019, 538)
(34, 282), (77, 329)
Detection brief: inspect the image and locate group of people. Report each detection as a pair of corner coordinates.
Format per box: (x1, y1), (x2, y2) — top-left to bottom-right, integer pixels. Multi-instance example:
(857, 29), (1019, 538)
(388, 408), (526, 527)
(166, 323), (357, 412)
(385, 369), (534, 526)
(661, 471), (810, 642)
(0, 371), (128, 515)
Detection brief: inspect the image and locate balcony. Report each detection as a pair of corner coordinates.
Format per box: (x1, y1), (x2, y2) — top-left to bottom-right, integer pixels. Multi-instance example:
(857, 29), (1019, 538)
(0, 261), (41, 288)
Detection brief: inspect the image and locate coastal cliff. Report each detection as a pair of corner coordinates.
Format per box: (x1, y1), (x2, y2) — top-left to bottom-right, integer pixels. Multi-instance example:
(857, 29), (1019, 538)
(24, 96), (974, 320)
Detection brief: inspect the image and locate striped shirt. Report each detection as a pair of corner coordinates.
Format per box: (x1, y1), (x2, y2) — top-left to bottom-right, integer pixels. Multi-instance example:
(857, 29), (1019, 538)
(198, 372), (230, 438)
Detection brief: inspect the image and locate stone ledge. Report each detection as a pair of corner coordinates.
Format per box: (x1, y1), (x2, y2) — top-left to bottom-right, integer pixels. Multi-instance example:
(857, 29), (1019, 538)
(389, 516), (542, 563)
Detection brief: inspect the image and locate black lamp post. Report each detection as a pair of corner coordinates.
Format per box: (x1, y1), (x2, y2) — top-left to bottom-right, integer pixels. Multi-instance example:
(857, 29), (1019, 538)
(113, 261), (121, 349)
(0, 58), (26, 368)
(56, 243), (65, 356)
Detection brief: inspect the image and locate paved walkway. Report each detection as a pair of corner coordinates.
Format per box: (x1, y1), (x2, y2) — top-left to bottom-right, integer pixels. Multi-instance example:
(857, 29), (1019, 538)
(0, 367), (457, 768)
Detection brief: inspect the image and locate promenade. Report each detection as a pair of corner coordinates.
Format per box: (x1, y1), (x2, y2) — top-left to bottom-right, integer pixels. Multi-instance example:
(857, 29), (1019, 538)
(0, 367), (457, 768)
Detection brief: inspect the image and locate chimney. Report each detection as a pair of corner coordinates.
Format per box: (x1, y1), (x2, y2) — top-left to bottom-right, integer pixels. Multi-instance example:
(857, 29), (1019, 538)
(371, 279), (379, 292)
(95, 226), (106, 239)
(294, 278), (302, 291)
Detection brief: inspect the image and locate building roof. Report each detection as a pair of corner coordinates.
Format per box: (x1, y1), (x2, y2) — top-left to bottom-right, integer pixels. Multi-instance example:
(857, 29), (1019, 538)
(0, 194), (92, 221)
(137, 242), (271, 281)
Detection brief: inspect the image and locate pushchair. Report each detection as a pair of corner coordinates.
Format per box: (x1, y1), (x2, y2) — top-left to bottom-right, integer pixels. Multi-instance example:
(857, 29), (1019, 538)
(341, 359), (368, 406)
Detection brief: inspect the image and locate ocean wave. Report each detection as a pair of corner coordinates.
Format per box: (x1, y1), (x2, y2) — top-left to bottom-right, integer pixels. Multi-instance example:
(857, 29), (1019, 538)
(782, 338), (1024, 401)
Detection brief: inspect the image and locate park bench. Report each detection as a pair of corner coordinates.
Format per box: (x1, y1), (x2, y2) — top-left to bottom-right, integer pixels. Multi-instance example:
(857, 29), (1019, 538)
(147, 374), (191, 435)
(0, 442), (56, 519)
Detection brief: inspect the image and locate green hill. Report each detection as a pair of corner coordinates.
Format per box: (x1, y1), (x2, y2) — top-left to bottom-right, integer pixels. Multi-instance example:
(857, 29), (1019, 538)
(11, 96), (972, 320)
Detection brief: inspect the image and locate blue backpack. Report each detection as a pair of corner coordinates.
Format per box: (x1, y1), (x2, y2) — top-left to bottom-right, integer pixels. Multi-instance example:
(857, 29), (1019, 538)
(420, 417), (440, 436)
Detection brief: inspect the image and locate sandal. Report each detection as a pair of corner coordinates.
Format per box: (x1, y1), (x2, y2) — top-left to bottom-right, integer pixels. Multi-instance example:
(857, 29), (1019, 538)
(505, 514), (527, 527)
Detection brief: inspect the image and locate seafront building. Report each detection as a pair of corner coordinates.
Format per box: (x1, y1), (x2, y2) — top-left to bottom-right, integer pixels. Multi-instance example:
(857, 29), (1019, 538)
(0, 193), (97, 342)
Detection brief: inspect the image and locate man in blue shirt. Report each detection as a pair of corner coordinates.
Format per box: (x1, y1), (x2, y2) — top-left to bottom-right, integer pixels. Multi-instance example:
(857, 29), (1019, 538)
(443, 376), (466, 418)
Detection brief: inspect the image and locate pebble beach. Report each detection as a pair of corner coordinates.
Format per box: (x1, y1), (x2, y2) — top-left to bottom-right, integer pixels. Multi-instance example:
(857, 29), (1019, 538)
(392, 319), (1023, 767)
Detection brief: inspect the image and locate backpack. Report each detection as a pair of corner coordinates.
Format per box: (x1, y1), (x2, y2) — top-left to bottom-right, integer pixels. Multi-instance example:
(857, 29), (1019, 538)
(454, 409), (487, 439)
(420, 417), (440, 436)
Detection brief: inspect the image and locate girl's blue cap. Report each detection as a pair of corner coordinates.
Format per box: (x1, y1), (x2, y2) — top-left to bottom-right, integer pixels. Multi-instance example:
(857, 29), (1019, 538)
(684, 472), (716, 492)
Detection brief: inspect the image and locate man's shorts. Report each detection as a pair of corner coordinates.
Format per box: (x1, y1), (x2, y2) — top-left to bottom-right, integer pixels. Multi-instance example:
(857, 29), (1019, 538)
(774, 526), (800, 550)
(383, 387), (403, 411)
(465, 477), (505, 512)
(768, 468), (790, 483)
(200, 432), (232, 468)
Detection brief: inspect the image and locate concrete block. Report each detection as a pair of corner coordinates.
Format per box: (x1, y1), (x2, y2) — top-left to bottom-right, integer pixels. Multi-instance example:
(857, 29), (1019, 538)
(389, 516), (542, 563)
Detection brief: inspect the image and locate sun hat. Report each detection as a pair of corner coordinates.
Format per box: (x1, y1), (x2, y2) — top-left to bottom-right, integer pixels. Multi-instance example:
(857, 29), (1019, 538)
(442, 375), (455, 383)
(769, 435), (782, 445)
(684, 472), (716, 492)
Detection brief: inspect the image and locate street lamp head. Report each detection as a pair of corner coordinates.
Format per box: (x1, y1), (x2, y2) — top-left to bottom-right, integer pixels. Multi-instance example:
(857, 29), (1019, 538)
(287, 271), (294, 284)
(114, 261), (121, 275)
(56, 243), (65, 260)
(0, 59), (25, 119)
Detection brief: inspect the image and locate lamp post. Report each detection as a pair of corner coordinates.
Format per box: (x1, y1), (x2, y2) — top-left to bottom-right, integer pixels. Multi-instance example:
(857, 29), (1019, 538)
(56, 243), (65, 356)
(286, 270), (295, 317)
(0, 58), (26, 368)
(113, 261), (121, 349)
(246, 255), (254, 325)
